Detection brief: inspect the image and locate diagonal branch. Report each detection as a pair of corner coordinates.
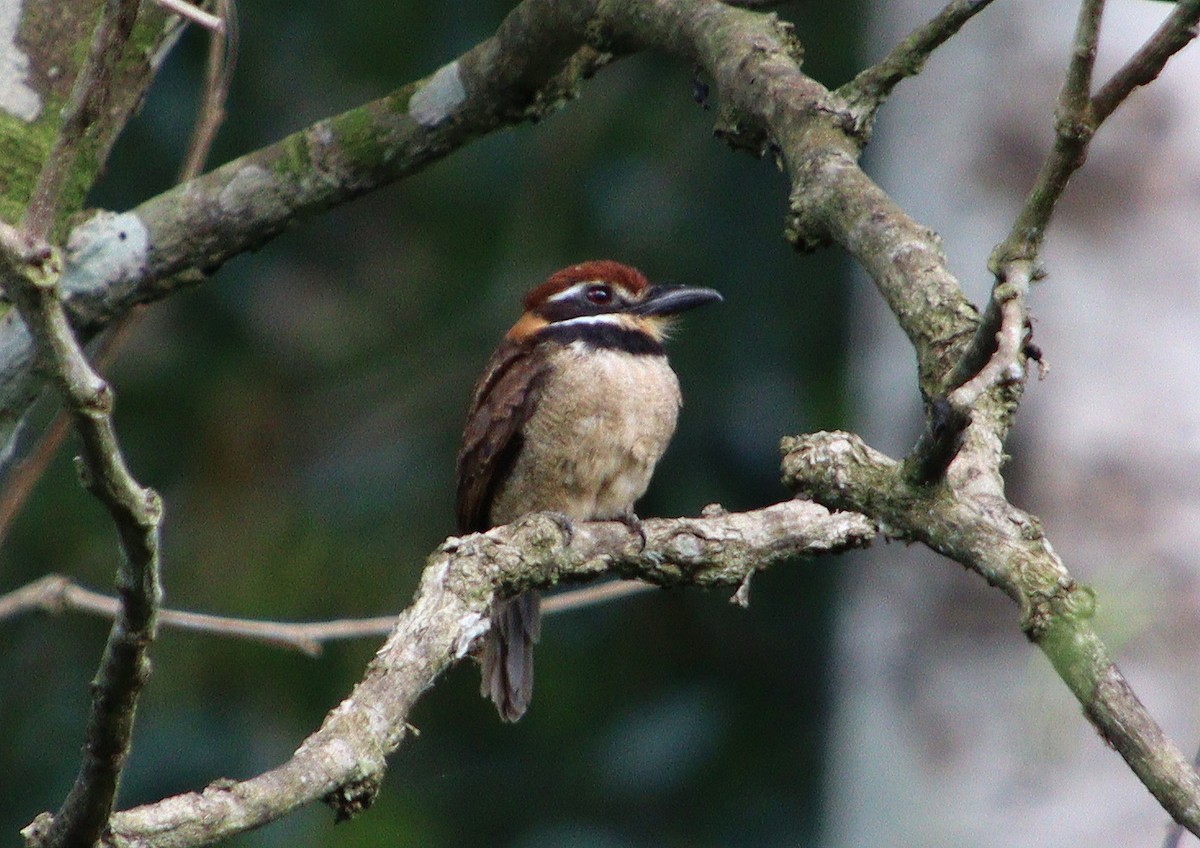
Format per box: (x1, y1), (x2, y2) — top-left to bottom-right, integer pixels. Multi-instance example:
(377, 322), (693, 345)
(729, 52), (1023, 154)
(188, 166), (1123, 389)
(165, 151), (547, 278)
(912, 0), (1108, 483)
(992, 0), (1199, 273)
(1092, 0), (1200, 124)
(838, 0), (1000, 138)
(0, 223), (163, 848)
(0, 0), (239, 559)
(55, 501), (871, 847)
(0, 0), (615, 454)
(990, 0), (1106, 270)
(927, 0), (1199, 484)
(781, 431), (1200, 836)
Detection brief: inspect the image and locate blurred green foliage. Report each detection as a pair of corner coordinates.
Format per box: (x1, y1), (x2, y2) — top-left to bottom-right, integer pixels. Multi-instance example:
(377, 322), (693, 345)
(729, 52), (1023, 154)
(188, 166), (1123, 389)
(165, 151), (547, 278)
(2, 2), (865, 846)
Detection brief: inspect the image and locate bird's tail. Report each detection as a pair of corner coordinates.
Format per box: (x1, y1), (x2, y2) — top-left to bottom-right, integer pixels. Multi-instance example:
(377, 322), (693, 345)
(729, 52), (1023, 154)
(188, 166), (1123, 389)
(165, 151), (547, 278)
(480, 590), (542, 722)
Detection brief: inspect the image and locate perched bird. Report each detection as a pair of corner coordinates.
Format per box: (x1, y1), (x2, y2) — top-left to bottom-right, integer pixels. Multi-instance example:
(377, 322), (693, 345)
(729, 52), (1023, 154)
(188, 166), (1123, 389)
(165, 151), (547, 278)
(456, 260), (721, 721)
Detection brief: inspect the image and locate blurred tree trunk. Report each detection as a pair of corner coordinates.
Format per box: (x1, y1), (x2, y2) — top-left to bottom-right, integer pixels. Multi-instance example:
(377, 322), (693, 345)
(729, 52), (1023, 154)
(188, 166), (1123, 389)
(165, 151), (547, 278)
(829, 1), (1200, 843)
(0, 0), (178, 231)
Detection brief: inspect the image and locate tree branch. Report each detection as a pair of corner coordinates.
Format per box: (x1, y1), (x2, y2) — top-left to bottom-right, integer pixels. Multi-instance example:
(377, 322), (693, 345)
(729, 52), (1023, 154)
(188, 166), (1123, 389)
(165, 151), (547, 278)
(0, 574), (657, 657)
(781, 431), (1200, 835)
(176, 0), (238, 180)
(41, 501), (871, 847)
(1092, 0), (1200, 124)
(923, 0), (1199, 485)
(990, 0), (1105, 270)
(0, 0), (615, 450)
(0, 223), (163, 848)
(151, 0), (226, 33)
(838, 0), (999, 138)
(913, 0), (1106, 483)
(991, 0), (1200, 272)
(6, 0), (1199, 842)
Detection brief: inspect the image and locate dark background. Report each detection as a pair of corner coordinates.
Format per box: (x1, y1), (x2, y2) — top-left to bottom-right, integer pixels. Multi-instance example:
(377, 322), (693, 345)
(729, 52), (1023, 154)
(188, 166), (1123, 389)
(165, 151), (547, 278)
(3, 3), (868, 845)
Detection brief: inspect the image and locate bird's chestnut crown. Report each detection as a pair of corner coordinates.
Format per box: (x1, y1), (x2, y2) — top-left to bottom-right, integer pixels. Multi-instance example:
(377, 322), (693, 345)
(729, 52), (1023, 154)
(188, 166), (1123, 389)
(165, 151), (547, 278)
(509, 260), (722, 335)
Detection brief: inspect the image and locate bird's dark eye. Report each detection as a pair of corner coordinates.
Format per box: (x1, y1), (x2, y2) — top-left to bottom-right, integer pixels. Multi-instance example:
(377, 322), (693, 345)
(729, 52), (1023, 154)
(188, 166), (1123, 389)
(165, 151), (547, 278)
(585, 284), (613, 305)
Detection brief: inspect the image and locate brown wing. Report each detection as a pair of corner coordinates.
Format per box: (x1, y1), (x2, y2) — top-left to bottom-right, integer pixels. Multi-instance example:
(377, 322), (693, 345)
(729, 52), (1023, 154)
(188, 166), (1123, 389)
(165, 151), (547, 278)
(455, 339), (549, 533)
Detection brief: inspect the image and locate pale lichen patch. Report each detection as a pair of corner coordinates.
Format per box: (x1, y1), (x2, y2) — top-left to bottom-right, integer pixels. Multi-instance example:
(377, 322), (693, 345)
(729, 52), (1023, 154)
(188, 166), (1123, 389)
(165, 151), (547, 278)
(409, 61), (466, 127)
(0, 2), (40, 122)
(62, 211), (150, 294)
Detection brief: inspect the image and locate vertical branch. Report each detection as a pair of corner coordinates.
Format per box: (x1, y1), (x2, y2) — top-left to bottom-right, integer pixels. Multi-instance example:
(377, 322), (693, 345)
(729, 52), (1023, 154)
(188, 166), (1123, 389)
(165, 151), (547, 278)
(908, 0), (1110, 480)
(989, 0), (1105, 270)
(0, 223), (163, 848)
(178, 0), (239, 180)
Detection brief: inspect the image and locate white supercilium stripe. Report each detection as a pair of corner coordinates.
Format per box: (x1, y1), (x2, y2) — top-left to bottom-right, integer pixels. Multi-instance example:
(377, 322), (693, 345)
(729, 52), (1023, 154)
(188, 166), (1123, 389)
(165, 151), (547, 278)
(551, 313), (625, 329)
(546, 281), (602, 302)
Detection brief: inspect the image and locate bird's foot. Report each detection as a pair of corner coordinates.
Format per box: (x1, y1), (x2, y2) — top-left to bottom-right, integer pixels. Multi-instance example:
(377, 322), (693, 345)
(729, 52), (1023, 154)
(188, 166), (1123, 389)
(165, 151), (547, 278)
(543, 511), (576, 545)
(617, 512), (648, 551)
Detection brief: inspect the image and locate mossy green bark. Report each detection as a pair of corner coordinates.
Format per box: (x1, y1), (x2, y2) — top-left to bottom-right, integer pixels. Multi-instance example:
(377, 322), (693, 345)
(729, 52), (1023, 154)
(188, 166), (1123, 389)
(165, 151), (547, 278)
(3, 1), (178, 235)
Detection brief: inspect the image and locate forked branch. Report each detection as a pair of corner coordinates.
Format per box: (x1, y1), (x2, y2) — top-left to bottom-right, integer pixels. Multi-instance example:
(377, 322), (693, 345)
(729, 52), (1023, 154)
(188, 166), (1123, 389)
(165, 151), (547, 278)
(0, 222), (163, 848)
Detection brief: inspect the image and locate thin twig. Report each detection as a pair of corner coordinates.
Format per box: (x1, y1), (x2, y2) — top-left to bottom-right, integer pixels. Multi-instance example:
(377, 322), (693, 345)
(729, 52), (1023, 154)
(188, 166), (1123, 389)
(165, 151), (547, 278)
(0, 574), (658, 657)
(23, 0), (141, 239)
(837, 0), (998, 137)
(0, 222), (163, 848)
(152, 0), (225, 33)
(1060, 0), (1104, 117)
(990, 0), (1200, 271)
(544, 578), (654, 613)
(717, 0), (790, 7)
(0, 412), (71, 543)
(178, 0), (239, 180)
(1092, 0), (1200, 124)
(988, 0), (1105, 268)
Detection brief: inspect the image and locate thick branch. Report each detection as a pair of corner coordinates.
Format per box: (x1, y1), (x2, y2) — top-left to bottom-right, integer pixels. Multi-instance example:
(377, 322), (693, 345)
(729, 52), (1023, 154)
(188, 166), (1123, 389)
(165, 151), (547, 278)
(0, 0), (613, 449)
(601, 0), (983, 394)
(781, 431), (1200, 836)
(64, 0), (609, 329)
(66, 501), (872, 847)
(0, 0), (983, 442)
